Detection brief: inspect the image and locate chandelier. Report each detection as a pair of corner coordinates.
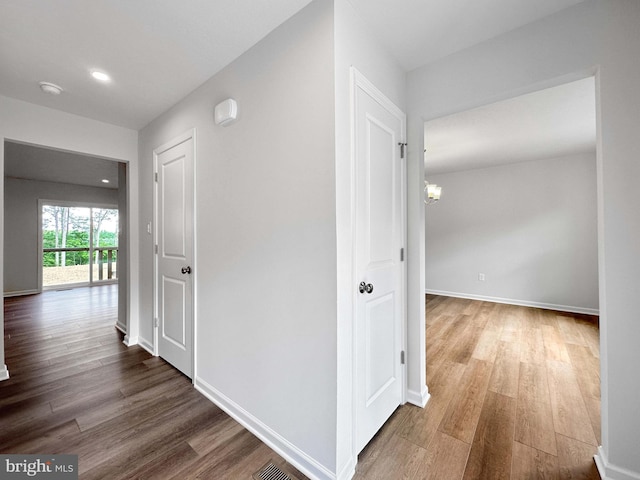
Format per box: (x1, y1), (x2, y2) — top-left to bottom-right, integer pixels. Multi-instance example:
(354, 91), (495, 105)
(424, 181), (442, 205)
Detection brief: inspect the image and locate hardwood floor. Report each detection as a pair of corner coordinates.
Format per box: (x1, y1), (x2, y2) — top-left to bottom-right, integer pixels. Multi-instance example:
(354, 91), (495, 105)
(1, 289), (601, 479)
(355, 295), (601, 479)
(1, 286), (305, 479)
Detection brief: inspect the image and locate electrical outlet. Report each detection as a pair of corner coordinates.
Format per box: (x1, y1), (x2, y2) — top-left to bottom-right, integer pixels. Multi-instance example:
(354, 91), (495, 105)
(478, 273), (485, 281)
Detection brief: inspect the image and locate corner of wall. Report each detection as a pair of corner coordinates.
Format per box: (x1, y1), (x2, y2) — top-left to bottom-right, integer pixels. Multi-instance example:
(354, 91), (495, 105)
(595, 446), (640, 480)
(194, 376), (337, 480)
(0, 364), (9, 381)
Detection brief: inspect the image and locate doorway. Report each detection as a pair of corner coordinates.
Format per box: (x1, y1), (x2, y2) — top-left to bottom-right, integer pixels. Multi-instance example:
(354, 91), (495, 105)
(422, 76), (601, 462)
(153, 130), (195, 379)
(351, 69), (407, 454)
(3, 140), (128, 332)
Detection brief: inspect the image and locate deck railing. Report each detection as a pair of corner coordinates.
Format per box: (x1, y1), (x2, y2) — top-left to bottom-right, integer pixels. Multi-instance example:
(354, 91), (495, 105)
(43, 246), (118, 283)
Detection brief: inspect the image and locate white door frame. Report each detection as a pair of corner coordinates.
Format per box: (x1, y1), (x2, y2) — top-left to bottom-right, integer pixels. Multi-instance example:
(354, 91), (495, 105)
(350, 68), (408, 457)
(152, 129), (197, 381)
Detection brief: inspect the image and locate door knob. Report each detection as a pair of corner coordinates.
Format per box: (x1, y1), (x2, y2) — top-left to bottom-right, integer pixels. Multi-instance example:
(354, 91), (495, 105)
(359, 281), (374, 294)
(181, 266), (192, 274)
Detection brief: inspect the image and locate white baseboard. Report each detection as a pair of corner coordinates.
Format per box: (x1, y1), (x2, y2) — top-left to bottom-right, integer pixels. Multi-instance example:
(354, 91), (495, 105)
(194, 376), (335, 480)
(3, 289), (39, 298)
(336, 458), (356, 480)
(115, 322), (127, 334)
(122, 335), (154, 355)
(425, 289), (599, 316)
(0, 364), (9, 381)
(407, 385), (430, 408)
(595, 446), (640, 480)
(137, 337), (154, 355)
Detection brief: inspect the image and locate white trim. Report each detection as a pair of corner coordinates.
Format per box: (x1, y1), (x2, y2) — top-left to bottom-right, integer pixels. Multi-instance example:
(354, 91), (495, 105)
(336, 459), (356, 480)
(425, 289), (599, 316)
(406, 386), (430, 408)
(115, 321), (127, 334)
(137, 337), (155, 355)
(0, 364), (9, 381)
(595, 446), (640, 480)
(123, 335), (156, 357)
(191, 130), (198, 383)
(3, 289), (39, 297)
(194, 377), (335, 480)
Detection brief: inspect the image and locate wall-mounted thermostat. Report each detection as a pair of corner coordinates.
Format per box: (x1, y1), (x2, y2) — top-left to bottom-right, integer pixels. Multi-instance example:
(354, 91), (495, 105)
(214, 98), (238, 126)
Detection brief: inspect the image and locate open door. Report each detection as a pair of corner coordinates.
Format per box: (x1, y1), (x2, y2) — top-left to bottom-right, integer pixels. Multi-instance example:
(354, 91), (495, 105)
(352, 70), (407, 454)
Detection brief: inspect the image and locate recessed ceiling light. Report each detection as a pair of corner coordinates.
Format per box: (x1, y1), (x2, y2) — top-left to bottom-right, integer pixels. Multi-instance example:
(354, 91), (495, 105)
(39, 82), (63, 95)
(101, 179), (110, 184)
(91, 70), (111, 82)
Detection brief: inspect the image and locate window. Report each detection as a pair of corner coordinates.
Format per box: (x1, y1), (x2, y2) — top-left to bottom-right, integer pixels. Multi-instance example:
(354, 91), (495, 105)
(42, 204), (118, 288)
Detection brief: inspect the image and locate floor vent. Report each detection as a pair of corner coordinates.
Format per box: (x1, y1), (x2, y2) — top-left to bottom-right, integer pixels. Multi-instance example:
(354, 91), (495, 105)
(252, 461), (299, 480)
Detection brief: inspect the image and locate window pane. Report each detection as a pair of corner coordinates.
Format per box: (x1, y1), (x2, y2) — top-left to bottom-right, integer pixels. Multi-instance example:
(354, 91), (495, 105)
(42, 205), (91, 287)
(92, 208), (118, 281)
(92, 208), (118, 247)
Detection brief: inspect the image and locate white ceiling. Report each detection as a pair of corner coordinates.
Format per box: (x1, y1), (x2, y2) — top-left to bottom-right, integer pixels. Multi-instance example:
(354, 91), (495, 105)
(349, 0), (586, 71)
(4, 142), (120, 189)
(0, 0), (586, 130)
(0, 0), (313, 130)
(424, 77), (596, 175)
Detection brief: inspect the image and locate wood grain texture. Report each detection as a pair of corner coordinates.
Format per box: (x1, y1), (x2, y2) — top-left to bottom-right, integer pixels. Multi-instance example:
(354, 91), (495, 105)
(438, 358), (493, 444)
(462, 391), (517, 480)
(488, 340), (521, 398)
(396, 360), (466, 449)
(511, 441), (559, 480)
(2, 290), (600, 479)
(354, 434), (428, 480)
(515, 362), (558, 456)
(399, 296), (599, 479)
(556, 434), (601, 480)
(414, 431), (470, 480)
(547, 360), (598, 446)
(1, 286), (304, 479)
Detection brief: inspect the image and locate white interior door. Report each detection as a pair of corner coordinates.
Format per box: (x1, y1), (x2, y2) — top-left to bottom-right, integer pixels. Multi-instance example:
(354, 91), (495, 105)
(155, 133), (194, 378)
(353, 71), (406, 454)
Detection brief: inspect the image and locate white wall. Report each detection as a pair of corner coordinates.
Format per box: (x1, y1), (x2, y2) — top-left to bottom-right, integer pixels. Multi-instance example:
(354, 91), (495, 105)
(138, 1), (337, 477)
(4, 177), (118, 295)
(0, 95), (138, 382)
(117, 163), (128, 333)
(425, 153), (598, 313)
(333, 0), (408, 477)
(407, 1), (640, 477)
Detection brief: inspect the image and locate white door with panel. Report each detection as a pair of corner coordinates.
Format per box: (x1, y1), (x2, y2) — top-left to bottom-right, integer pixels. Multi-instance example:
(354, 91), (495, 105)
(155, 133), (194, 378)
(353, 71), (406, 454)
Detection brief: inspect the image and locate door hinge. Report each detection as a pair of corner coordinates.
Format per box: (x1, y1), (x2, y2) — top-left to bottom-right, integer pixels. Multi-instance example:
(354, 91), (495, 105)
(400, 248), (404, 262)
(154, 172), (158, 182)
(400, 350), (405, 365)
(155, 244), (158, 254)
(398, 142), (407, 159)
(154, 318), (159, 328)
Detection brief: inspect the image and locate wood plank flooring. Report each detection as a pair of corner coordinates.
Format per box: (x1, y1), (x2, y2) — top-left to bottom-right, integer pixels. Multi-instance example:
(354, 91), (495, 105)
(355, 295), (601, 479)
(1, 286), (305, 480)
(1, 289), (601, 479)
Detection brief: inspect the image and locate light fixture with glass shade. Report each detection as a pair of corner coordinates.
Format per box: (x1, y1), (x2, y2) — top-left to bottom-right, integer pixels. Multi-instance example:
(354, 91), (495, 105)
(424, 181), (442, 205)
